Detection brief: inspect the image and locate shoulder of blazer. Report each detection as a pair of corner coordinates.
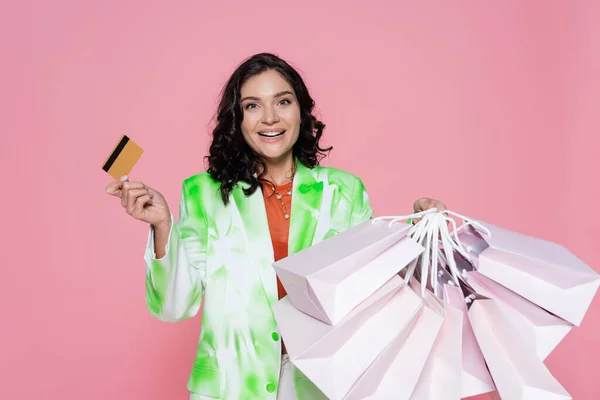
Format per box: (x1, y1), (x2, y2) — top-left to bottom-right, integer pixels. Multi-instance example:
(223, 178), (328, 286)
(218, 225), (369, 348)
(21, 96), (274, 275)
(182, 171), (219, 189)
(178, 166), (365, 205)
(310, 165), (364, 190)
(179, 172), (221, 206)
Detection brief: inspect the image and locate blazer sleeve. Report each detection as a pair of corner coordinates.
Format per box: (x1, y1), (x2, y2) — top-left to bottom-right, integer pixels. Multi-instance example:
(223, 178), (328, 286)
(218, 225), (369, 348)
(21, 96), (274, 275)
(349, 177), (374, 226)
(143, 179), (208, 322)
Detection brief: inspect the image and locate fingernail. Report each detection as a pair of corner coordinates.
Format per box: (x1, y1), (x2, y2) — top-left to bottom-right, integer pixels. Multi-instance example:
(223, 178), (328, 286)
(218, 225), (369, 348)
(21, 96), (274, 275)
(120, 175), (128, 182)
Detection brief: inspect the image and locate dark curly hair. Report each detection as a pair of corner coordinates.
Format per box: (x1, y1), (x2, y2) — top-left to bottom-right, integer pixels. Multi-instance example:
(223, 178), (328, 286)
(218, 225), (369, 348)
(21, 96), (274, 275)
(205, 52), (331, 204)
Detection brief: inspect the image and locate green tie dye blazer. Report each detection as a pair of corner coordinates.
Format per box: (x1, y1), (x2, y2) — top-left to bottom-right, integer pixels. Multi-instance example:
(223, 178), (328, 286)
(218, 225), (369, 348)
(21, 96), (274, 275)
(143, 161), (373, 399)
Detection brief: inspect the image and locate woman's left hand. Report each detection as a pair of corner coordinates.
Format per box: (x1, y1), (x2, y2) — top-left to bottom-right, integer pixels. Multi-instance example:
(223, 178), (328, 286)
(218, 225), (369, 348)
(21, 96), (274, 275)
(413, 197), (447, 214)
(412, 197), (447, 223)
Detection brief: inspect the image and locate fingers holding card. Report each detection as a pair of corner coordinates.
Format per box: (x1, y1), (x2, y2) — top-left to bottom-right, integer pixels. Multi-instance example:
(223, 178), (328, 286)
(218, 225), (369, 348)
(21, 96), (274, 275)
(105, 175), (129, 197)
(102, 135), (171, 226)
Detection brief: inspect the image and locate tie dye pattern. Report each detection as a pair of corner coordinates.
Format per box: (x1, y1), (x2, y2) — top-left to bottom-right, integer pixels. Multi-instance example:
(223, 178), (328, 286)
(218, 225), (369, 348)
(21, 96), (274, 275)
(144, 162), (373, 399)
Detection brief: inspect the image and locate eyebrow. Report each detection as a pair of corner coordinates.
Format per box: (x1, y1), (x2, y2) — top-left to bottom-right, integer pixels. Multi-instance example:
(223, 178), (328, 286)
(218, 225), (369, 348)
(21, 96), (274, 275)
(240, 90), (295, 102)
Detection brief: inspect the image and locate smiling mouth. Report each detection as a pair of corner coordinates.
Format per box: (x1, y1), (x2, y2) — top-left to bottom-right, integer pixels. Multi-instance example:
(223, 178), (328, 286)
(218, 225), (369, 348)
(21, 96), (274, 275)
(258, 131), (286, 138)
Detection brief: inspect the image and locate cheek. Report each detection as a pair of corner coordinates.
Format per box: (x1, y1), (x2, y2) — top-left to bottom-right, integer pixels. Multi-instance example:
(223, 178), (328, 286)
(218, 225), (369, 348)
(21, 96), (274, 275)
(283, 108), (301, 129)
(241, 113), (258, 136)
(240, 121), (256, 149)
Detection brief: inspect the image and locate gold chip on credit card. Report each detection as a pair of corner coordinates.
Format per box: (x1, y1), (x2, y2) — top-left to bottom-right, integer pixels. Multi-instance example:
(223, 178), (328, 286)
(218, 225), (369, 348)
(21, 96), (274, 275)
(102, 135), (144, 179)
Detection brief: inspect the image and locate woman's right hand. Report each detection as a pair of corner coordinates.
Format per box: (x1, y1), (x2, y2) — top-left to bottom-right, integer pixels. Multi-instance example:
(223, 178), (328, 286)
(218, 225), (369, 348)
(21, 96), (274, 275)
(105, 176), (172, 228)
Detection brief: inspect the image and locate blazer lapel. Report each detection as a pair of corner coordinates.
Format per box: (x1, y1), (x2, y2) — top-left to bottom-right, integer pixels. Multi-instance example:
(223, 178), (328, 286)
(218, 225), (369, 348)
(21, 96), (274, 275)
(288, 162), (324, 256)
(230, 162), (327, 307)
(231, 182), (278, 304)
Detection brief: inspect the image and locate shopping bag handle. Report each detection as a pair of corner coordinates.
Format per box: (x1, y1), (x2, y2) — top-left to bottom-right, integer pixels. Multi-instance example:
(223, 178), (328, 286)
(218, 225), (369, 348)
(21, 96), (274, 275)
(372, 208), (439, 227)
(372, 209), (492, 297)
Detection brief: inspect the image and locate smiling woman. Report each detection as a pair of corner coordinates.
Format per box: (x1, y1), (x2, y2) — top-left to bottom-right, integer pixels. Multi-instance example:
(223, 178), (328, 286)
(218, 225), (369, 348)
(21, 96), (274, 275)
(239, 72), (302, 177)
(105, 52), (445, 400)
(206, 53), (332, 205)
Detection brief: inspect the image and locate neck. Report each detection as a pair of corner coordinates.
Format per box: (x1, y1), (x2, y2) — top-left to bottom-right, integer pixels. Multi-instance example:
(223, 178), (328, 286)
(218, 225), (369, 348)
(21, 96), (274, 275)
(260, 153), (295, 186)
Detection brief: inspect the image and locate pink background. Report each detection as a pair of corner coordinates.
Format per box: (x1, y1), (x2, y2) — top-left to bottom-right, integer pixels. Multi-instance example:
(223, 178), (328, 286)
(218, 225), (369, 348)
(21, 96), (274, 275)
(2, 0), (599, 399)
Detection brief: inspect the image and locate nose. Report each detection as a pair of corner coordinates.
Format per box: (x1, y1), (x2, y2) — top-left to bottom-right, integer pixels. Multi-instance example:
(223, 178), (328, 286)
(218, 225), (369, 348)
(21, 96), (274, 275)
(262, 105), (280, 125)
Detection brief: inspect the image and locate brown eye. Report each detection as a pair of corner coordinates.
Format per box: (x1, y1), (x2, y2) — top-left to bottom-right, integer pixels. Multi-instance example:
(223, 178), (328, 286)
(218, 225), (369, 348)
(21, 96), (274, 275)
(244, 103), (258, 110)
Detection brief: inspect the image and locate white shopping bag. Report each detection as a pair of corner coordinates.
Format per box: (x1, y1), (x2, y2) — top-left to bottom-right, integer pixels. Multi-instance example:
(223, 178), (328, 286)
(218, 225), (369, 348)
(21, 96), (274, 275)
(469, 298), (572, 400)
(465, 270), (573, 360)
(344, 286), (444, 400)
(274, 219), (424, 325)
(405, 215), (496, 399)
(273, 275), (423, 400)
(459, 222), (600, 326)
(384, 209), (583, 400)
(443, 282), (496, 398)
(410, 284), (464, 400)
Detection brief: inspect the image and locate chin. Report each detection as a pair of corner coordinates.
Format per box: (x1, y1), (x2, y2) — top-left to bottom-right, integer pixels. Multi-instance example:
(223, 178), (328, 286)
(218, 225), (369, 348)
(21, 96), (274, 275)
(258, 147), (293, 162)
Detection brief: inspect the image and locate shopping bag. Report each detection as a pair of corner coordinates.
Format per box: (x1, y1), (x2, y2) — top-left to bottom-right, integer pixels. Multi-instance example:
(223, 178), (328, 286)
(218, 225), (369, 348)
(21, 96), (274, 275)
(384, 209), (586, 400)
(443, 281), (496, 398)
(459, 222), (600, 326)
(410, 284), (464, 400)
(390, 211), (494, 398)
(469, 298), (572, 400)
(421, 262), (495, 398)
(465, 270), (573, 360)
(273, 218), (424, 325)
(344, 285), (444, 400)
(272, 275), (423, 400)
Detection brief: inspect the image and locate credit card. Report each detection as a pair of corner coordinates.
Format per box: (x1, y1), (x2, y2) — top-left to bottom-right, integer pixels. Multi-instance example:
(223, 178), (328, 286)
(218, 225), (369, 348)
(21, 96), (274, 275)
(102, 135), (144, 179)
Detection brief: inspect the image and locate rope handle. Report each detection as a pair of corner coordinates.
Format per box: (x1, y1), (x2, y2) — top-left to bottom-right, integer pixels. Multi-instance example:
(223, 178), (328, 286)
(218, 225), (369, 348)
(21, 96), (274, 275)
(372, 209), (492, 297)
(376, 209), (492, 296)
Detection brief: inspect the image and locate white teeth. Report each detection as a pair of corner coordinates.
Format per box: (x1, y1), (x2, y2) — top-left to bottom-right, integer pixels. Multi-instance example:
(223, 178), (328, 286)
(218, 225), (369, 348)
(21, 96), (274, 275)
(259, 131), (284, 137)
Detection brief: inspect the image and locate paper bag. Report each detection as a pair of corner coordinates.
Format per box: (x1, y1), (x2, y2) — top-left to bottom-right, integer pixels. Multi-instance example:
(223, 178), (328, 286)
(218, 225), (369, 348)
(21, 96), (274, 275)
(443, 282), (496, 398)
(410, 285), (464, 400)
(344, 287), (444, 400)
(274, 219), (424, 325)
(424, 254), (496, 398)
(272, 275), (423, 400)
(465, 270), (573, 360)
(469, 299), (572, 400)
(459, 223), (600, 326)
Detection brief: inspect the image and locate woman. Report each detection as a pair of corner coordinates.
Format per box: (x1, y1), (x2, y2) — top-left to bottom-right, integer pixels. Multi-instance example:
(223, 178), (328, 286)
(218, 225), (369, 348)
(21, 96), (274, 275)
(105, 53), (445, 400)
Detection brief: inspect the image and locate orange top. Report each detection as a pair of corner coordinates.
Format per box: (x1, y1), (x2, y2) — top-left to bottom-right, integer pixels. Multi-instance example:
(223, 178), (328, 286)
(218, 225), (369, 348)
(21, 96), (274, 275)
(261, 180), (293, 300)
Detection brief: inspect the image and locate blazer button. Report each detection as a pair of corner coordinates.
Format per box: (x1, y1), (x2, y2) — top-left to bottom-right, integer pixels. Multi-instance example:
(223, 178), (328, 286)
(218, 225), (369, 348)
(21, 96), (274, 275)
(271, 332), (279, 341)
(266, 383), (276, 393)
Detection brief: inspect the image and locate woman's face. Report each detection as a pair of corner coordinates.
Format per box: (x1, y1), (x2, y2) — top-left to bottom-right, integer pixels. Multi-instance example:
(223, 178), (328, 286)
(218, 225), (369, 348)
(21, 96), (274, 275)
(240, 69), (301, 165)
